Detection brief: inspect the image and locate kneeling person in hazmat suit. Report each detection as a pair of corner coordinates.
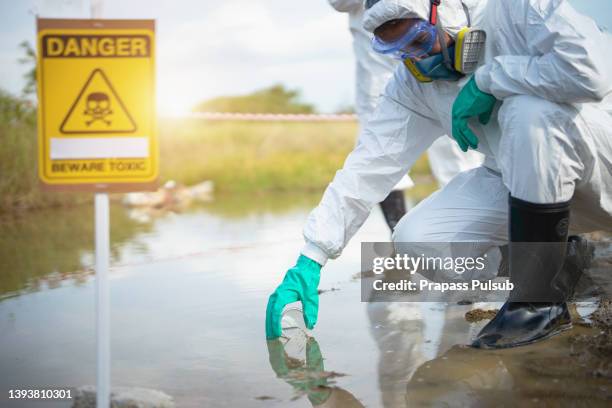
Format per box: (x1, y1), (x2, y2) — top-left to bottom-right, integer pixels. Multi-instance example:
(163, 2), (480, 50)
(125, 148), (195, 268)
(327, 0), (483, 232)
(266, 0), (612, 349)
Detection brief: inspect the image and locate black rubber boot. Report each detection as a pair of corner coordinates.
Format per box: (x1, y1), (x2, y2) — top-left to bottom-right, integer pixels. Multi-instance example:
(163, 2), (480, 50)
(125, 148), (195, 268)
(472, 196), (575, 349)
(379, 190), (407, 232)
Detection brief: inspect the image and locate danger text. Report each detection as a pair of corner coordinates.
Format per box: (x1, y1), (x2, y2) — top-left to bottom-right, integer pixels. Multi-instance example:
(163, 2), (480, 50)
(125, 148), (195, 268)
(42, 35), (150, 58)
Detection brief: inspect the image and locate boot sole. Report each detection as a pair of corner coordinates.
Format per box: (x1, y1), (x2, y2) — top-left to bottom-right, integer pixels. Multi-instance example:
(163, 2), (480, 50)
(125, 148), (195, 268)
(473, 321), (573, 350)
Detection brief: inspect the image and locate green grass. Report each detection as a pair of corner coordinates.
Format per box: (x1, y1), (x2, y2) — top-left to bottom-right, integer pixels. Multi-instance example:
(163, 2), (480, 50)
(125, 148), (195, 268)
(159, 118), (433, 194)
(0, 92), (89, 214)
(0, 96), (434, 214)
(160, 119), (356, 192)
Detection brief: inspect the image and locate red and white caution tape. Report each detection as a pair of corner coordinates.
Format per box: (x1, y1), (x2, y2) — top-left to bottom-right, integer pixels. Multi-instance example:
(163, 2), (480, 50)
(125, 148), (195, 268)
(167, 112), (358, 122)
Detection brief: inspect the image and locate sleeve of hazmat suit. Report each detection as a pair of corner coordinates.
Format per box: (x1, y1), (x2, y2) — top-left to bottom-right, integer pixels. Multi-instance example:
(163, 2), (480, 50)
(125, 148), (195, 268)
(301, 71), (447, 265)
(327, 0), (363, 13)
(476, 0), (612, 103)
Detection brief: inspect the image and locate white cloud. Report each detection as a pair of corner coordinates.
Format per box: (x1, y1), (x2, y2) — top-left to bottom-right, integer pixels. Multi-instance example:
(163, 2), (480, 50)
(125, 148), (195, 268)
(155, 0), (354, 113)
(1, 0), (356, 112)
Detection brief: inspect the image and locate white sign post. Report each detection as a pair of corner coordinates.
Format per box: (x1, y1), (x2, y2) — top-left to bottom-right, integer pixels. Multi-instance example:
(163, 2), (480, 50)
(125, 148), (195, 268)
(90, 3), (109, 408)
(94, 193), (110, 407)
(91, 3), (110, 405)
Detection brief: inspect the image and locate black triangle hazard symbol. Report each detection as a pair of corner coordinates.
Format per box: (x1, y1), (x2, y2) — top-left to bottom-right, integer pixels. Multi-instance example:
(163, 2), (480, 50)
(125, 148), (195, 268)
(60, 68), (137, 134)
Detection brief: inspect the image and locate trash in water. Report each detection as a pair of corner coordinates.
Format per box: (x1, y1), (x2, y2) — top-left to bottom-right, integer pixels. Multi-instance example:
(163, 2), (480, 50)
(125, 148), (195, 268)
(280, 306), (310, 360)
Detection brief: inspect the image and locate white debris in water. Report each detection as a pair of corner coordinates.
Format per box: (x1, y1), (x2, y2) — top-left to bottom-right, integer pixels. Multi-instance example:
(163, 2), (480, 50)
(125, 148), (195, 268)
(576, 299), (599, 323)
(280, 307), (310, 359)
(188, 180), (214, 202)
(72, 386), (175, 408)
(122, 180), (214, 209)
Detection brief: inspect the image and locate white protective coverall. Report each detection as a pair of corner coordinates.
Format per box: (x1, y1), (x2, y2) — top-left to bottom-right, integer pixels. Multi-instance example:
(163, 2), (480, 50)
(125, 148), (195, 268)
(327, 0), (482, 188)
(303, 0), (612, 271)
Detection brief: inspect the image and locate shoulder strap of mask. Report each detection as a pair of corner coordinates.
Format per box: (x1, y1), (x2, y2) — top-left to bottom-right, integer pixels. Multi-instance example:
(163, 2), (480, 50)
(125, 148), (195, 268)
(461, 1), (472, 27)
(430, 1), (453, 70)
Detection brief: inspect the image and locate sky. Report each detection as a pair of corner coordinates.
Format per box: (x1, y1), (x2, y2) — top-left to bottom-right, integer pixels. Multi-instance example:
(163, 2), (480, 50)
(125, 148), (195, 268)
(0, 0), (610, 114)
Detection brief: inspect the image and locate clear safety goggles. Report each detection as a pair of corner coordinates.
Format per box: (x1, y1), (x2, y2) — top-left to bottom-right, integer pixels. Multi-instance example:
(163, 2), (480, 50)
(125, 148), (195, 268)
(372, 19), (438, 60)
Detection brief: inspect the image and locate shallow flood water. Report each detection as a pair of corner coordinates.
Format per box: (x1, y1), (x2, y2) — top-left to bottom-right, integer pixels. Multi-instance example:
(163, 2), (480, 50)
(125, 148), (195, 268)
(0, 193), (610, 407)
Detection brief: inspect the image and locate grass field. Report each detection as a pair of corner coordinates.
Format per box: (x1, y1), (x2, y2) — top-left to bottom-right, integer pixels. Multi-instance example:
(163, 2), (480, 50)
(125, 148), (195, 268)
(0, 93), (91, 213)
(159, 118), (433, 193)
(0, 102), (435, 213)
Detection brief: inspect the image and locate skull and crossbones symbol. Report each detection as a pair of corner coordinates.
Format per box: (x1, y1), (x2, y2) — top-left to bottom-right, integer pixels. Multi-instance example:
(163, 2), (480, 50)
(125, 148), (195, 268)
(83, 92), (113, 126)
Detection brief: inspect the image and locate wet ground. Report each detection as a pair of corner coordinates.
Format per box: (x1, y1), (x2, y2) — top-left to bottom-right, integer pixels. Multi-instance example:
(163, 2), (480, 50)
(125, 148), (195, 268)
(0, 193), (611, 407)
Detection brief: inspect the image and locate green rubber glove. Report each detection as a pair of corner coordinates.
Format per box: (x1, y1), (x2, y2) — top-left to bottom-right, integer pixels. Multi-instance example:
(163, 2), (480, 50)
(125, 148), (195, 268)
(451, 75), (497, 152)
(265, 255), (321, 340)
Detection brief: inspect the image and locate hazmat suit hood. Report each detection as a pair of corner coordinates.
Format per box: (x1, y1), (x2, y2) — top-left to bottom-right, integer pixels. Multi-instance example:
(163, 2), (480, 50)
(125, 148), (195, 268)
(363, 0), (481, 38)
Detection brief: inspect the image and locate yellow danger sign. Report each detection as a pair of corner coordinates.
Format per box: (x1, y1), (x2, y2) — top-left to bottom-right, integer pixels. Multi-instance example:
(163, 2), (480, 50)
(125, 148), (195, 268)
(37, 19), (158, 191)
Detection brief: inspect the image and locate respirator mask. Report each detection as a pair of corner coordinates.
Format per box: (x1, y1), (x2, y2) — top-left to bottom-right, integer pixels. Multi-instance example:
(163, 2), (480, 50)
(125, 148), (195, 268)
(371, 0), (486, 82)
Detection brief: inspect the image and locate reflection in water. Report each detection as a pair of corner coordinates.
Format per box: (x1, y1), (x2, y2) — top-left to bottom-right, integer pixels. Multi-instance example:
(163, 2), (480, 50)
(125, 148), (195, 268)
(362, 267), (611, 406)
(1, 194), (610, 407)
(405, 324), (612, 407)
(266, 338), (363, 407)
(361, 264), (485, 407)
(201, 191), (323, 219)
(266, 298), (535, 408)
(0, 193), (349, 407)
(365, 300), (612, 407)
(366, 301), (486, 407)
(0, 203), (153, 299)
(0, 192), (321, 301)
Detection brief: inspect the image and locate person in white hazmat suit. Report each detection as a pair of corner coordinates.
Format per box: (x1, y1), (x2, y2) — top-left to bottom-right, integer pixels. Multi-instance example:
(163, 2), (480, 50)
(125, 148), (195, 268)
(266, 0), (612, 349)
(327, 0), (482, 232)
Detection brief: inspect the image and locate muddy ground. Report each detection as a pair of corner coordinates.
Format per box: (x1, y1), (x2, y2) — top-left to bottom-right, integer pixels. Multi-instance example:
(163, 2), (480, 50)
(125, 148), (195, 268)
(464, 308), (499, 322)
(404, 300), (612, 407)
